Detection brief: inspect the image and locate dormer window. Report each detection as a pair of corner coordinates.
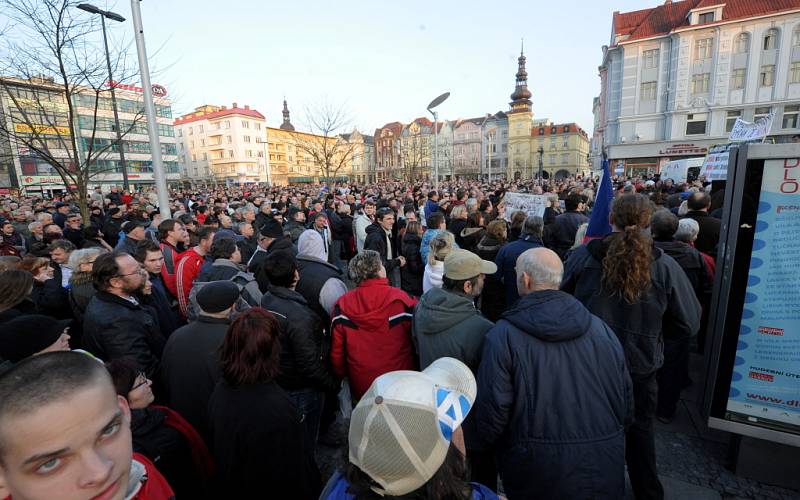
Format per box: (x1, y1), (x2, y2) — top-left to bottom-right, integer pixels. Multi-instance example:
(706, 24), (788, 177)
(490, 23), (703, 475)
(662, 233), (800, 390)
(698, 12), (714, 24)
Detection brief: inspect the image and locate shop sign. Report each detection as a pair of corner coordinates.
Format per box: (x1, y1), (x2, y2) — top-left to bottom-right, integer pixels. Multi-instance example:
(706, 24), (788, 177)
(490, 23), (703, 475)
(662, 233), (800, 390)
(106, 80), (168, 97)
(14, 123), (70, 135)
(658, 143), (708, 156)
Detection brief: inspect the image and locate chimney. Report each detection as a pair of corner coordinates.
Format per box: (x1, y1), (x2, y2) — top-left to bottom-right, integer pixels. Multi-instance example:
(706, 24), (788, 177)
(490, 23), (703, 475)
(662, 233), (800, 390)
(244, 105), (250, 110)
(221, 105), (227, 110)
(232, 102), (238, 108)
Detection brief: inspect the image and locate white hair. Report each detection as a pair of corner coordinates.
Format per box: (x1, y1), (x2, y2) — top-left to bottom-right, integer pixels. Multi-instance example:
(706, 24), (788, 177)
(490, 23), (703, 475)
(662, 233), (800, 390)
(674, 218), (700, 243)
(677, 200), (690, 217)
(516, 248), (563, 292)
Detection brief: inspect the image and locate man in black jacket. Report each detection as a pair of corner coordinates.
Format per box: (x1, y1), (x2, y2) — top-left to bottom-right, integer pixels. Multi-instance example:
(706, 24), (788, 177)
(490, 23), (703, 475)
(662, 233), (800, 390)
(83, 251), (165, 380)
(160, 280), (238, 441)
(475, 248), (633, 500)
(682, 192), (721, 258)
(363, 207), (405, 287)
(651, 209), (711, 422)
(545, 192), (588, 260)
(246, 219), (296, 274)
(260, 250), (339, 446)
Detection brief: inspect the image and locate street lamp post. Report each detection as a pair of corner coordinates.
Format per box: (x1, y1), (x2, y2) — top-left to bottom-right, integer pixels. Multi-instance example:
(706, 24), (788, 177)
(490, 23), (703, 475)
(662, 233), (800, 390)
(77, 4), (129, 191)
(426, 92), (449, 189)
(130, 0), (170, 219)
(537, 145), (544, 182)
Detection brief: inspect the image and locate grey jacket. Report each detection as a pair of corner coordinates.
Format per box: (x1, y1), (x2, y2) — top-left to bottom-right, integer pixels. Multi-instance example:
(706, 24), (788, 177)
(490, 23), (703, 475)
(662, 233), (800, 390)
(413, 287), (494, 372)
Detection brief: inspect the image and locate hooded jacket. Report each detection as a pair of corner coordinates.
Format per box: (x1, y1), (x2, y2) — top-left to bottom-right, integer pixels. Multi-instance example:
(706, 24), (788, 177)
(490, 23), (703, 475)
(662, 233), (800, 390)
(473, 290), (633, 500)
(413, 287), (493, 372)
(562, 237), (701, 375)
(494, 235), (543, 308)
(459, 227), (486, 254)
(475, 236), (506, 322)
(330, 278), (417, 400)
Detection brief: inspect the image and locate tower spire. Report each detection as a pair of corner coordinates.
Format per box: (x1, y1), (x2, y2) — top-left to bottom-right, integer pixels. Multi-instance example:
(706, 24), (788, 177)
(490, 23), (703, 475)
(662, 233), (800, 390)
(280, 98), (295, 131)
(509, 41), (532, 113)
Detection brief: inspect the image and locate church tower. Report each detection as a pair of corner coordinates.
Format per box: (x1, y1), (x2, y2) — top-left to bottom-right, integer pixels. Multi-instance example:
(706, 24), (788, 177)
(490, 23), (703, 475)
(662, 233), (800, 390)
(507, 42), (533, 179)
(280, 99), (295, 131)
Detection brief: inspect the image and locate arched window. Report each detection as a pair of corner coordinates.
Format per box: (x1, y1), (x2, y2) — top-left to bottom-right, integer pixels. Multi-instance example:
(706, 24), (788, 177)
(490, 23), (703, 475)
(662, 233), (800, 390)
(734, 33), (750, 54)
(763, 29), (779, 50)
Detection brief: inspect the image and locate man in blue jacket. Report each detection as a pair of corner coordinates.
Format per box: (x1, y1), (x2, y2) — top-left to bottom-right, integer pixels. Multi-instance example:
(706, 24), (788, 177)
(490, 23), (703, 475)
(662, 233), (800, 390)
(494, 215), (544, 309)
(474, 247), (633, 500)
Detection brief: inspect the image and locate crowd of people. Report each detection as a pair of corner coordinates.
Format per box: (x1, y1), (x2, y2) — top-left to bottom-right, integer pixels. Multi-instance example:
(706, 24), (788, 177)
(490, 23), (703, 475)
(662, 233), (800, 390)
(0, 173), (721, 499)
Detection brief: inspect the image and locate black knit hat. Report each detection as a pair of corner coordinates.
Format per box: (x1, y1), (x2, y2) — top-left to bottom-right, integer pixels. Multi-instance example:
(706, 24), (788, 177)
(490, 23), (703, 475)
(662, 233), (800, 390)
(196, 281), (240, 313)
(0, 315), (71, 362)
(259, 219), (284, 238)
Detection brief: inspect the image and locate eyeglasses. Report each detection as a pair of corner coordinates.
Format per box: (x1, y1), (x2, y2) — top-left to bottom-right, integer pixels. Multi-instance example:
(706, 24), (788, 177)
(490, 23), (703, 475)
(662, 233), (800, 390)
(131, 372), (148, 391)
(114, 267), (143, 278)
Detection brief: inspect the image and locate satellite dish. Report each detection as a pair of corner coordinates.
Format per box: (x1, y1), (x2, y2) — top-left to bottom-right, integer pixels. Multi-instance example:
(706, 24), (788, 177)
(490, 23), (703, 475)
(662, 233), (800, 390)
(427, 92), (450, 111)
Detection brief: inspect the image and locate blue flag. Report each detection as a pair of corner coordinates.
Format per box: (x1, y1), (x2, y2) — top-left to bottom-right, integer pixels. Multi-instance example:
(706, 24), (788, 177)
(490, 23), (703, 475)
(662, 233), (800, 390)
(584, 159), (613, 242)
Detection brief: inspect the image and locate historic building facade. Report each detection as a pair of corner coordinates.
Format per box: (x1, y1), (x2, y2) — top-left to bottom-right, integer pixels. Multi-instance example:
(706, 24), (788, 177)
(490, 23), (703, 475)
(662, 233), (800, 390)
(593, 0), (800, 175)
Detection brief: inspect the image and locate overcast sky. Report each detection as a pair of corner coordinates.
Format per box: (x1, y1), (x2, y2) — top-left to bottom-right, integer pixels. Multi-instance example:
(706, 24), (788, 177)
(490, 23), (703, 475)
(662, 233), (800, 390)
(23, 0), (653, 134)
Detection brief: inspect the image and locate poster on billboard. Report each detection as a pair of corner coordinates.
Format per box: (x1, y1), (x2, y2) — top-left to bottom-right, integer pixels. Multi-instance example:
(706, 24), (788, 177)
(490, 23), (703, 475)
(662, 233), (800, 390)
(725, 157), (800, 429)
(502, 192), (548, 222)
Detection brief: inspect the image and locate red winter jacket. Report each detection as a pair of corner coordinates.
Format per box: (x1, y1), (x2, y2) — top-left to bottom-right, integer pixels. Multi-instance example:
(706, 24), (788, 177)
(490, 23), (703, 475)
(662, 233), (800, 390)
(175, 247), (205, 318)
(330, 278), (418, 401)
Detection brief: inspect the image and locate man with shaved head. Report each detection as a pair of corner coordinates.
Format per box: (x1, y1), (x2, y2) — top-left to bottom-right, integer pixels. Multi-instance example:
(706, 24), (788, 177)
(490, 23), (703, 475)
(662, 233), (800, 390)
(0, 352), (173, 500)
(472, 247), (633, 499)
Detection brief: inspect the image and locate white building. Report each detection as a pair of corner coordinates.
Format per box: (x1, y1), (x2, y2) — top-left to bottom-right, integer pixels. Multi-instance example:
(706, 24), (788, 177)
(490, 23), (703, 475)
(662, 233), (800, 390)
(594, 0), (800, 175)
(174, 103), (269, 185)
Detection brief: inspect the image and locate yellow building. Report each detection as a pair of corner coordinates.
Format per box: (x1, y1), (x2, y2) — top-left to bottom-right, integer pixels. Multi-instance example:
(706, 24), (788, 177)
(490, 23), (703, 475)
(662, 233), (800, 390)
(505, 47), (591, 179)
(266, 101), (353, 185)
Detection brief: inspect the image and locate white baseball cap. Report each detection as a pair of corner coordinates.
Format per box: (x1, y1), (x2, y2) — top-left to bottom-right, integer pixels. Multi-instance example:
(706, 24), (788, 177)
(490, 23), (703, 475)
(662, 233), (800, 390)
(348, 358), (477, 496)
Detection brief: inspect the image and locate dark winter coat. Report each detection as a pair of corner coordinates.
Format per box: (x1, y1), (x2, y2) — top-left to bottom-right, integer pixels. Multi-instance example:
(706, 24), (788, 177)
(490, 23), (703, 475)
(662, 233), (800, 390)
(449, 218), (468, 247)
(475, 236), (506, 322)
(160, 315), (229, 441)
(102, 217), (123, 247)
(413, 287), (493, 372)
(246, 235), (296, 274)
(682, 210), (721, 258)
(547, 210), (588, 260)
(68, 272), (96, 322)
(364, 223), (401, 273)
(208, 380), (321, 499)
(260, 286), (339, 393)
(460, 227), (486, 254)
(400, 232), (424, 296)
(30, 275), (70, 319)
(494, 235), (543, 308)
(83, 291), (166, 378)
(561, 237), (701, 375)
(283, 220), (306, 243)
(473, 290), (633, 500)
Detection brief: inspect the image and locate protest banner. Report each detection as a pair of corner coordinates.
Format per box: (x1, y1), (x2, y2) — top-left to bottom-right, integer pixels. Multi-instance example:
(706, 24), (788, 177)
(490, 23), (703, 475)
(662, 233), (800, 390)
(502, 192), (548, 221)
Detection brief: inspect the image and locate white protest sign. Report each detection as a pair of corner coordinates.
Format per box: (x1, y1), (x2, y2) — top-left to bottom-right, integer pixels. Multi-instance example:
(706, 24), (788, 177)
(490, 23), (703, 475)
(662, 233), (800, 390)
(502, 192), (548, 222)
(700, 143), (736, 181)
(728, 111), (774, 142)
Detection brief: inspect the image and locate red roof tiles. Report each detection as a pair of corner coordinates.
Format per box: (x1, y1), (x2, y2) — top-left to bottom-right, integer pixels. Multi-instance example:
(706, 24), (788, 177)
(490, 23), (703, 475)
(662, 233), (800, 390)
(173, 106), (265, 126)
(613, 0), (800, 44)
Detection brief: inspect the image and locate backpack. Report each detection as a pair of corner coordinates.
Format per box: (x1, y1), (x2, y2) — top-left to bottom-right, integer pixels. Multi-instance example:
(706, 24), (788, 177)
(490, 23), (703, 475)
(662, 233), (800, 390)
(185, 271), (263, 321)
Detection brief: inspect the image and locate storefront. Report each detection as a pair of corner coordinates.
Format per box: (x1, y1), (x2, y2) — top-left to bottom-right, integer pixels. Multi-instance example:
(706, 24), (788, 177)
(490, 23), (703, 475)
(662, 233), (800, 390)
(607, 139), (716, 177)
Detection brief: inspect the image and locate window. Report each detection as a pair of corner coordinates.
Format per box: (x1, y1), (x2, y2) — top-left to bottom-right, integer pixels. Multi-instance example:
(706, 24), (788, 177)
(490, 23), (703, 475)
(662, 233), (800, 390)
(549, 140), (556, 150)
(783, 105), (799, 129)
(754, 107), (771, 121)
(561, 153), (569, 164)
(691, 73), (710, 94)
(734, 33), (750, 54)
(549, 154), (556, 164)
(198, 125), (203, 133)
(246, 150), (253, 157)
(642, 49), (659, 68)
(244, 135), (251, 143)
(698, 12), (714, 24)
(202, 152), (208, 160)
(640, 81), (657, 100)
(226, 135), (232, 144)
(242, 121), (250, 129)
(188, 127), (193, 135)
(551, 126), (557, 133)
(562, 139), (569, 148)
(224, 121), (230, 129)
(191, 154), (196, 162)
(730, 69), (746, 90)
(200, 139), (205, 147)
(686, 113), (707, 135)
(759, 65), (775, 86)
(255, 123), (261, 130)
(763, 29), (778, 50)
(726, 110), (741, 132)
(228, 150), (234, 158)
(791, 62), (800, 83)
(794, 27), (800, 47)
(177, 129), (182, 137)
(695, 38), (713, 60)
(189, 140), (194, 149)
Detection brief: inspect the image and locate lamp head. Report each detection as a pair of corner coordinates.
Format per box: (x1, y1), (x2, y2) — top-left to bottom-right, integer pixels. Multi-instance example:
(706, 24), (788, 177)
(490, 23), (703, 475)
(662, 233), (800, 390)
(426, 92), (450, 112)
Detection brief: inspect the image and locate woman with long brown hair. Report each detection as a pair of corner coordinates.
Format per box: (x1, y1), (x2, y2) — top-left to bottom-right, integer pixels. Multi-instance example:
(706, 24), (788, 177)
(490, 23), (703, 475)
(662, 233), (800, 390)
(562, 194), (700, 500)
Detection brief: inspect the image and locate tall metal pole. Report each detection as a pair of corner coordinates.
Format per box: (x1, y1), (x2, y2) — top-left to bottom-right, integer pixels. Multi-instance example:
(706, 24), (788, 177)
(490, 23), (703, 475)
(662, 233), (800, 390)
(100, 16), (129, 191)
(433, 111), (439, 188)
(130, 0), (170, 218)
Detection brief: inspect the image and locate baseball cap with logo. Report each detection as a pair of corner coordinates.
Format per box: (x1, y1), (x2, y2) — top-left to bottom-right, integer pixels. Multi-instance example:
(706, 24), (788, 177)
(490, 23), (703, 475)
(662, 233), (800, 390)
(443, 249), (497, 280)
(348, 357), (476, 496)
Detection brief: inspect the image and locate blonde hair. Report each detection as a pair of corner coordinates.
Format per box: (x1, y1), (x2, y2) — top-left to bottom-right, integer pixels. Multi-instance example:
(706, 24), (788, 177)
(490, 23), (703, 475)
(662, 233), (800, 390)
(428, 231), (456, 265)
(450, 205), (467, 219)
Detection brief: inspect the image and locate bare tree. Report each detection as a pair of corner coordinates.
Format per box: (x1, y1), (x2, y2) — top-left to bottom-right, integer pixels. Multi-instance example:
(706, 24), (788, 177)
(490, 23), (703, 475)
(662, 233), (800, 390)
(292, 99), (360, 182)
(0, 0), (143, 224)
